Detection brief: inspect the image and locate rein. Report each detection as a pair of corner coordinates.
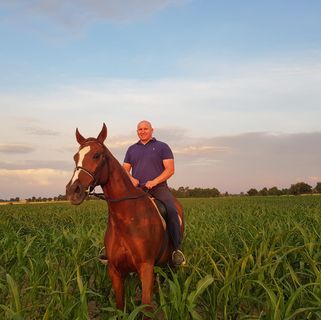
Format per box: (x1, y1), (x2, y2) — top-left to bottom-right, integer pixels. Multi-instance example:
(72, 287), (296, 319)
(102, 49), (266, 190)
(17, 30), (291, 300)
(89, 189), (148, 203)
(75, 165), (148, 203)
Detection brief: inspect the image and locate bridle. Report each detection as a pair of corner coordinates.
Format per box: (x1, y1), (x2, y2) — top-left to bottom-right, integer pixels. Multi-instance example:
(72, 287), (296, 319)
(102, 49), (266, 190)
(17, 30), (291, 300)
(74, 142), (148, 203)
(73, 141), (109, 194)
(75, 165), (96, 188)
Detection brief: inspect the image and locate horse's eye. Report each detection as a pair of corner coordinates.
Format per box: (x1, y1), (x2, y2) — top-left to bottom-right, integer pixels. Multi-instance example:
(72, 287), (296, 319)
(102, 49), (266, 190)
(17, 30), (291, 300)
(93, 153), (100, 160)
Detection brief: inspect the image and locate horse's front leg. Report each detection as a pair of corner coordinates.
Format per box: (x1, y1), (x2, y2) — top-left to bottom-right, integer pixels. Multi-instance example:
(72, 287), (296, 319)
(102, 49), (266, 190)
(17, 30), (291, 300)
(108, 265), (125, 309)
(138, 262), (154, 308)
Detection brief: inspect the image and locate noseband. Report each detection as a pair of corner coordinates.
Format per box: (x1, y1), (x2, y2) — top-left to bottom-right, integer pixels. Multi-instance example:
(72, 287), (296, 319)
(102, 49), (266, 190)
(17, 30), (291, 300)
(75, 165), (96, 182)
(74, 165), (100, 193)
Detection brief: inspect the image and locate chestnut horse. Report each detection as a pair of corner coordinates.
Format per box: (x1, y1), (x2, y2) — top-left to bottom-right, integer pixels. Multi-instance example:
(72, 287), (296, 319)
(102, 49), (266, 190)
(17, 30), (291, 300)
(66, 123), (184, 310)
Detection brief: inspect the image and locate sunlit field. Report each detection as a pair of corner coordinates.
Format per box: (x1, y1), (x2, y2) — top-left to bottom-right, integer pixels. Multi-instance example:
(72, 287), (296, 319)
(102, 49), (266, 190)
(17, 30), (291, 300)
(1, 196), (321, 319)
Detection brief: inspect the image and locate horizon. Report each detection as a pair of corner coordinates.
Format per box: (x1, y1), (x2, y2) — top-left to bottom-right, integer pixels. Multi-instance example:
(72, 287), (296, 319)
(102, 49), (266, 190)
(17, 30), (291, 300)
(1, 180), (319, 201)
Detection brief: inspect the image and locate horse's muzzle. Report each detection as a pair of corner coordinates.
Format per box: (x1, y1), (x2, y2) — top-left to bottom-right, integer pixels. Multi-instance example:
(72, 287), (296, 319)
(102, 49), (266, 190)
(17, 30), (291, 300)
(66, 180), (88, 205)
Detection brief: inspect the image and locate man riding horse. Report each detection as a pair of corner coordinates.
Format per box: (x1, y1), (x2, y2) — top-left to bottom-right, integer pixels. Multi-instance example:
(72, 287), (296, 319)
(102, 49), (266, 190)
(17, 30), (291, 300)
(66, 123), (185, 312)
(100, 120), (186, 267)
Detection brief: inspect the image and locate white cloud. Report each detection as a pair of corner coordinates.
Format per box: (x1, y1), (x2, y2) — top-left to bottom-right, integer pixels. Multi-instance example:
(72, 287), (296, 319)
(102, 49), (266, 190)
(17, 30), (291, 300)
(0, 168), (70, 198)
(3, 57), (320, 138)
(0, 168), (69, 185)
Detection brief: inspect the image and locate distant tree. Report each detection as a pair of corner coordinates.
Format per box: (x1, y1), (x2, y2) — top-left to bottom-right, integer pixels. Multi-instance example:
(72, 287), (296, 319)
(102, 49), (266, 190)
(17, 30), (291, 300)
(57, 194), (67, 201)
(247, 188), (258, 196)
(170, 186), (190, 198)
(179, 187), (189, 197)
(314, 182), (321, 193)
(259, 187), (268, 196)
(189, 187), (213, 197)
(289, 182), (312, 195)
(210, 187), (220, 197)
(268, 186), (281, 196)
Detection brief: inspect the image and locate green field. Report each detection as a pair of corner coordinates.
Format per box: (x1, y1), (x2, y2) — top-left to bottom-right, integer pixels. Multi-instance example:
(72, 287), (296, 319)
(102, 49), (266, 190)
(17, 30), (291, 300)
(1, 196), (321, 319)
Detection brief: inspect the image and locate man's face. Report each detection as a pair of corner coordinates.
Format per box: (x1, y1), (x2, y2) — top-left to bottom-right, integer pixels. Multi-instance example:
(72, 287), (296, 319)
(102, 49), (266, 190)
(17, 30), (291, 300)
(137, 122), (153, 143)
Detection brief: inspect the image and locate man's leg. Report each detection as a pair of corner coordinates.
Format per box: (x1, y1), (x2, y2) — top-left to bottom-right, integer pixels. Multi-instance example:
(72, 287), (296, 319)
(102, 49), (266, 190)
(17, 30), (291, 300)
(150, 186), (186, 266)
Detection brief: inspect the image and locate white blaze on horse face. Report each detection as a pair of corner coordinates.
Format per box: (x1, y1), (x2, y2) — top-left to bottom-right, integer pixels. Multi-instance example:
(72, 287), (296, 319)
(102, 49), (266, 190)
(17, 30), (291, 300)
(71, 146), (91, 184)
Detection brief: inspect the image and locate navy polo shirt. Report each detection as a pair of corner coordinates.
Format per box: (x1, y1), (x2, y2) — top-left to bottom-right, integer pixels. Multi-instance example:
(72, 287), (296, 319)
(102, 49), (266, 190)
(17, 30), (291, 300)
(124, 138), (174, 187)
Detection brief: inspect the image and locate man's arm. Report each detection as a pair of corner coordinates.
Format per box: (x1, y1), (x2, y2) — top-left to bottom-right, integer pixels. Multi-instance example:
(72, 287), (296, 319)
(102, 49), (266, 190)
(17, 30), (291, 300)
(145, 159), (175, 189)
(123, 162), (139, 187)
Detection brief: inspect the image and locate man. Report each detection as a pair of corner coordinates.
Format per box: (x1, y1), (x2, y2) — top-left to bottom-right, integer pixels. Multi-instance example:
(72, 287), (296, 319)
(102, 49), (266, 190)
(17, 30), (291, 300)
(123, 120), (186, 266)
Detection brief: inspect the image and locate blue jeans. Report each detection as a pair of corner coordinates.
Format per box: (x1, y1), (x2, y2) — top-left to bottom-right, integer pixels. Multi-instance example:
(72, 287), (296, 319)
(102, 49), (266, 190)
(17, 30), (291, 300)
(149, 185), (181, 250)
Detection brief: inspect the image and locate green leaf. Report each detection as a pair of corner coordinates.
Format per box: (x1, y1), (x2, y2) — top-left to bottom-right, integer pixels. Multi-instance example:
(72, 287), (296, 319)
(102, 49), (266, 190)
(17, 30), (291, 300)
(6, 274), (21, 314)
(187, 274), (214, 306)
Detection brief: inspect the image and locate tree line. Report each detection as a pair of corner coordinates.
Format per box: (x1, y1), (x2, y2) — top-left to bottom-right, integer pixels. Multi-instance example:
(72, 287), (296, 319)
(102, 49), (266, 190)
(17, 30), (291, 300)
(170, 182), (321, 198)
(1, 182), (321, 203)
(170, 186), (220, 198)
(0, 195), (67, 203)
(246, 182), (321, 196)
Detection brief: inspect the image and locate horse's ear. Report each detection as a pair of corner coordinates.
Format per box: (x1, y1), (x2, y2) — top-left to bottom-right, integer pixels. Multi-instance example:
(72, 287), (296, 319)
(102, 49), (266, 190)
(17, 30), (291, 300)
(76, 128), (86, 145)
(97, 123), (107, 144)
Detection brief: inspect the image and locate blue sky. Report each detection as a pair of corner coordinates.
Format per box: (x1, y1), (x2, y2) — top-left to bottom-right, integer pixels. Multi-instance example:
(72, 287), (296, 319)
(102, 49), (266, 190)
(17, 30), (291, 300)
(0, 0), (321, 199)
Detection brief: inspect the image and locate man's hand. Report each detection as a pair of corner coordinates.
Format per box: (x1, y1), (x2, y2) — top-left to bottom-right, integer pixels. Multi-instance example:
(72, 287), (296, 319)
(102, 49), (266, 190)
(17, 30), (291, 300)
(145, 180), (157, 189)
(130, 177), (139, 187)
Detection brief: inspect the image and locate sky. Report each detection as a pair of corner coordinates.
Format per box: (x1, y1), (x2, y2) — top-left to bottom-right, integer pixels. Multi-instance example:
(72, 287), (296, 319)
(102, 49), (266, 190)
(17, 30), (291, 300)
(0, 0), (321, 199)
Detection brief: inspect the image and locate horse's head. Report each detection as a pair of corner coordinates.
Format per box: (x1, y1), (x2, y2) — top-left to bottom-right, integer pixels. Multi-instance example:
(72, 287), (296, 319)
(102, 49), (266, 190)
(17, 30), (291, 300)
(66, 123), (109, 205)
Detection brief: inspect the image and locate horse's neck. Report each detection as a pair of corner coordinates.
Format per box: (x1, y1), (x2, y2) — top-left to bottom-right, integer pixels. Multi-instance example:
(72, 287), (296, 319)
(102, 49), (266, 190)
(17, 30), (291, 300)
(102, 155), (140, 199)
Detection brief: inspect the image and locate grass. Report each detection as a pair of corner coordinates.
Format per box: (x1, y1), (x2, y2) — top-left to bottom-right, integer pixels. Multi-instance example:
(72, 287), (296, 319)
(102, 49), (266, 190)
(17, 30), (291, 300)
(1, 196), (321, 319)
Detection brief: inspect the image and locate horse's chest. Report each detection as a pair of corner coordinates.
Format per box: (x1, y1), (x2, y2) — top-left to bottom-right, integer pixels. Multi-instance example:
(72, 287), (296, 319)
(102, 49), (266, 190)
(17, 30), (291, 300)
(107, 234), (139, 271)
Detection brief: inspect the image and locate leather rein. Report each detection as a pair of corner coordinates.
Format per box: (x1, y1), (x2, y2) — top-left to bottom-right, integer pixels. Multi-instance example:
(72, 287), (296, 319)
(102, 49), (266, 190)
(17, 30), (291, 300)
(89, 188), (148, 203)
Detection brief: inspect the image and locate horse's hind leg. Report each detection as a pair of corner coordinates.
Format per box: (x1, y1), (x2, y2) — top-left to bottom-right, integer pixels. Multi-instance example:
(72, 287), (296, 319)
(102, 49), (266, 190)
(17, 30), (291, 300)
(138, 262), (154, 307)
(108, 265), (125, 309)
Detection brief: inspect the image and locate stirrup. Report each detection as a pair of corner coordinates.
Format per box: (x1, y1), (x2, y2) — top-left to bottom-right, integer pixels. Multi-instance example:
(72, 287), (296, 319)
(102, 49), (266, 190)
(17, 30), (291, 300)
(172, 249), (186, 267)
